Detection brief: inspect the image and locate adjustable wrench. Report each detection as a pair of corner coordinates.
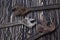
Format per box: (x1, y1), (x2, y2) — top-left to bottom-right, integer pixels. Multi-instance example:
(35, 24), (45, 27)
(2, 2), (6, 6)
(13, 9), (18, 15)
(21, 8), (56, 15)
(0, 17), (36, 28)
(12, 4), (60, 16)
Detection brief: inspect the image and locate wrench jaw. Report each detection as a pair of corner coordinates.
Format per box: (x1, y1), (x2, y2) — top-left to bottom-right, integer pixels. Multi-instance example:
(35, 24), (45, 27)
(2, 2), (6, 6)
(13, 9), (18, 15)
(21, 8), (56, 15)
(25, 17), (37, 28)
(36, 22), (55, 34)
(12, 5), (56, 38)
(12, 6), (30, 16)
(21, 17), (37, 28)
(27, 22), (56, 40)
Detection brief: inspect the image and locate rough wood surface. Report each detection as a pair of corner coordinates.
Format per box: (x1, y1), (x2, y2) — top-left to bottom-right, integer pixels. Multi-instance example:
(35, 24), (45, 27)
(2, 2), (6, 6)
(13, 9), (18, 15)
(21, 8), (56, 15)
(0, 0), (60, 40)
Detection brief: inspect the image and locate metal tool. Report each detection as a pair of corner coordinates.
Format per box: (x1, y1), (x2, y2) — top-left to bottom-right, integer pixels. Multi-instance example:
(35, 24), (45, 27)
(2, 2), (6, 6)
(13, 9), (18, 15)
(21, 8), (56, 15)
(12, 4), (60, 16)
(11, 4), (57, 40)
(0, 17), (36, 28)
(28, 22), (55, 40)
(20, 17), (37, 28)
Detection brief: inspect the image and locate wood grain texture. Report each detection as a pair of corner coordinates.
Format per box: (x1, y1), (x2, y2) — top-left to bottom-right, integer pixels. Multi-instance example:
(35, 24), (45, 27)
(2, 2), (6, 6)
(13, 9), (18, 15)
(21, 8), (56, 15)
(0, 0), (60, 40)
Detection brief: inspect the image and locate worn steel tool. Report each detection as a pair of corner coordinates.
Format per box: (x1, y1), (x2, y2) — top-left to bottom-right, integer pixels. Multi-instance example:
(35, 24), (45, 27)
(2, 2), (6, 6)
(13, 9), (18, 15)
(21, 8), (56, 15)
(0, 17), (36, 28)
(36, 22), (55, 33)
(21, 17), (37, 28)
(12, 5), (57, 40)
(28, 21), (55, 40)
(12, 4), (60, 16)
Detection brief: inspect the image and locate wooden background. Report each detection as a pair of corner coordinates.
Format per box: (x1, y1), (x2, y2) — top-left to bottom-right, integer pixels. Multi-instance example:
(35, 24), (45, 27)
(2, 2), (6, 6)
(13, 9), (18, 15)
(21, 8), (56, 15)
(0, 0), (60, 40)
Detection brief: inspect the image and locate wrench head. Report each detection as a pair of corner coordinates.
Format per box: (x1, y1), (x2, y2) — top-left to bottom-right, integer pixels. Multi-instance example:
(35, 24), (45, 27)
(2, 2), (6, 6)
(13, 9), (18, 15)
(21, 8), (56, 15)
(36, 22), (55, 34)
(22, 17), (37, 28)
(12, 5), (30, 16)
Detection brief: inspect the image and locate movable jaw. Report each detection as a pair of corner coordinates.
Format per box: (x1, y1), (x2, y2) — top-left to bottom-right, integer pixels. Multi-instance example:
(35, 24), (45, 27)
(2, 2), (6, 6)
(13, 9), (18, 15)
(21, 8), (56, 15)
(36, 21), (55, 33)
(22, 17), (37, 28)
(12, 5), (30, 16)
